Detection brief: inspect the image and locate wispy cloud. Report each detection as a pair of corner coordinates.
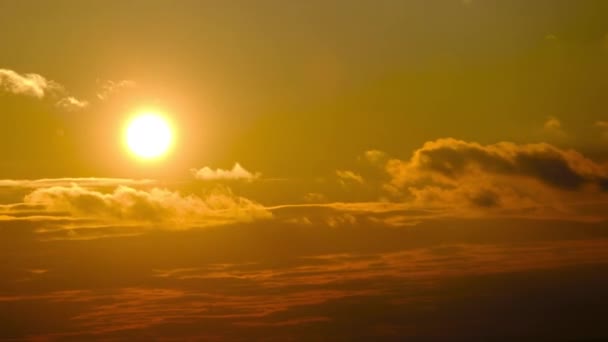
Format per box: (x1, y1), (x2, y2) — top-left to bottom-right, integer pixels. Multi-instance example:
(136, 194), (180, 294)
(543, 116), (566, 137)
(336, 170), (364, 185)
(0, 68), (88, 110)
(596, 121), (608, 138)
(0, 177), (155, 189)
(24, 184), (271, 227)
(56, 96), (89, 110)
(96, 79), (137, 100)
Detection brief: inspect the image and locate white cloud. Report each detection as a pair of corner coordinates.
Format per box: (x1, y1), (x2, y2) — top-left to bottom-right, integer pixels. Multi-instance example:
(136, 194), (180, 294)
(191, 163), (260, 181)
(0, 68), (60, 98)
(56, 96), (89, 110)
(0, 68), (88, 111)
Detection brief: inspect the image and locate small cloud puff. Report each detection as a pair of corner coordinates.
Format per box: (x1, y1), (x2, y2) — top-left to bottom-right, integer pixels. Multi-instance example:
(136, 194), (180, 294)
(96, 80), (137, 100)
(56, 96), (89, 110)
(336, 170), (364, 185)
(191, 163), (260, 181)
(596, 121), (608, 139)
(361, 149), (388, 165)
(543, 116), (561, 131)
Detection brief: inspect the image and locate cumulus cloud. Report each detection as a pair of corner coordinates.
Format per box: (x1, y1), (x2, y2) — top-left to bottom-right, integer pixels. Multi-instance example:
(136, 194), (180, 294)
(23, 185), (271, 228)
(388, 138), (607, 191)
(381, 138), (608, 219)
(191, 163), (260, 181)
(0, 68), (60, 98)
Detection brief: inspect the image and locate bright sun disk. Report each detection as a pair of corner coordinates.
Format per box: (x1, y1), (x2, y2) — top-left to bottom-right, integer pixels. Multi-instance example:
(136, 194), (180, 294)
(125, 112), (173, 159)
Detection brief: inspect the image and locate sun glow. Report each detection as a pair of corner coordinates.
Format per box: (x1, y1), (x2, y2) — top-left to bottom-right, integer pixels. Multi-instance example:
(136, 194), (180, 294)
(125, 112), (174, 159)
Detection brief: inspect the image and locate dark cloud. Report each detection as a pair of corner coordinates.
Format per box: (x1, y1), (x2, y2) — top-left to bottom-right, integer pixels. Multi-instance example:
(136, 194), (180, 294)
(380, 138), (608, 220)
(469, 189), (500, 208)
(409, 139), (605, 191)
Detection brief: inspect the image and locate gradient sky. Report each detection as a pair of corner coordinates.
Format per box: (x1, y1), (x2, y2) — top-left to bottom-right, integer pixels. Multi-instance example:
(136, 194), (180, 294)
(2, 1), (608, 340)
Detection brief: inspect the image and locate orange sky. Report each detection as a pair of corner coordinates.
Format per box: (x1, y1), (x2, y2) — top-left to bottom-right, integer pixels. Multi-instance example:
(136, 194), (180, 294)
(1, 1), (608, 340)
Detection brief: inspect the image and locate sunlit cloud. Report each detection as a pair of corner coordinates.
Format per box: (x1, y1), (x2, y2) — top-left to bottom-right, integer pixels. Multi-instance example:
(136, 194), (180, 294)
(23, 184), (271, 228)
(361, 149), (388, 165)
(191, 163), (260, 181)
(379, 139), (608, 219)
(96, 79), (137, 100)
(0, 68), (88, 111)
(388, 138), (608, 190)
(0, 177), (156, 189)
(336, 170), (364, 185)
(543, 116), (565, 136)
(303, 192), (327, 203)
(56, 96), (89, 110)
(0, 68), (60, 98)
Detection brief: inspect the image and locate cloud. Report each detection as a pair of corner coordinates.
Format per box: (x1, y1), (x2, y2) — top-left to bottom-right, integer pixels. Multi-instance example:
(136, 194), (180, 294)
(543, 116), (562, 130)
(361, 149), (388, 165)
(336, 170), (364, 185)
(304, 192), (327, 203)
(56, 96), (89, 110)
(368, 138), (608, 220)
(544, 117), (560, 129)
(0, 68), (60, 98)
(0, 177), (155, 189)
(22, 184), (271, 230)
(0, 68), (88, 110)
(541, 116), (567, 139)
(596, 121), (608, 138)
(388, 138), (607, 192)
(191, 163), (260, 181)
(96, 79), (137, 100)
(268, 201), (438, 227)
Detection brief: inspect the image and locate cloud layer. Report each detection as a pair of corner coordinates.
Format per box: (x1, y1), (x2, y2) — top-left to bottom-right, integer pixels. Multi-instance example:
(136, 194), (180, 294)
(24, 184), (271, 227)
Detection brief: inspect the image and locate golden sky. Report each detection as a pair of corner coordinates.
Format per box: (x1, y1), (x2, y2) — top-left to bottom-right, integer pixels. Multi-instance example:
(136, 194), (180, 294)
(2, 1), (608, 340)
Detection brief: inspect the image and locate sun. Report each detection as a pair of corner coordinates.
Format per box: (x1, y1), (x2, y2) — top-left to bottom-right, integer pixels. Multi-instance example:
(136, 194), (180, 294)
(125, 112), (174, 160)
